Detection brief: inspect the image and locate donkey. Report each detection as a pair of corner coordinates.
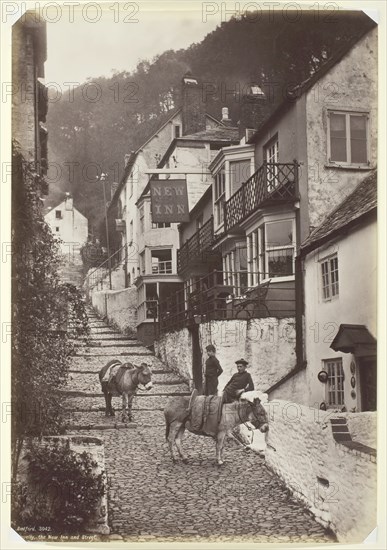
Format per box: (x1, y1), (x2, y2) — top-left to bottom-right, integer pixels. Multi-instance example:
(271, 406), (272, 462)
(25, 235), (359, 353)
(99, 360), (152, 421)
(164, 391), (269, 466)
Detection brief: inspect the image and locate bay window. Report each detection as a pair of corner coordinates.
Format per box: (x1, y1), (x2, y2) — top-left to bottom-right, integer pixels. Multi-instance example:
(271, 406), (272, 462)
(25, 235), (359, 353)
(214, 169), (225, 228)
(247, 217), (295, 283)
(229, 159), (251, 194)
(223, 245), (248, 297)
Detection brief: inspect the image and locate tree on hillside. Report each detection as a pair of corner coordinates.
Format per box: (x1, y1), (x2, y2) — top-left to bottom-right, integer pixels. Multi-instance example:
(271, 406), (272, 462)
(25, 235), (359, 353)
(45, 10), (375, 239)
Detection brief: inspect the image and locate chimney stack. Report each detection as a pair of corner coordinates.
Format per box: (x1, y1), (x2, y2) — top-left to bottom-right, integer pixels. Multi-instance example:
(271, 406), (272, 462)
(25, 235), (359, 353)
(181, 72), (206, 136)
(65, 192), (73, 211)
(221, 106), (233, 127)
(239, 83), (266, 140)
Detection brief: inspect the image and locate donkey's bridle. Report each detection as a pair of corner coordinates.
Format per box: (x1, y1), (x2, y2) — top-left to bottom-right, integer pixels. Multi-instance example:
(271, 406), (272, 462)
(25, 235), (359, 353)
(237, 401), (258, 430)
(131, 367), (149, 392)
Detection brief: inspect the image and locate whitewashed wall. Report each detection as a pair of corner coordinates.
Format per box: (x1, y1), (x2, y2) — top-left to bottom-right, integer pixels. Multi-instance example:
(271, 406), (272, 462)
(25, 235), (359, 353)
(91, 287), (137, 334)
(265, 400), (377, 542)
(155, 317), (296, 391)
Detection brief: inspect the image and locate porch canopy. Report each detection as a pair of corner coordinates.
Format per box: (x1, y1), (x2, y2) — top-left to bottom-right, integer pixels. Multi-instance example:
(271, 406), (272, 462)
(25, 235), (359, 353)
(330, 324), (376, 357)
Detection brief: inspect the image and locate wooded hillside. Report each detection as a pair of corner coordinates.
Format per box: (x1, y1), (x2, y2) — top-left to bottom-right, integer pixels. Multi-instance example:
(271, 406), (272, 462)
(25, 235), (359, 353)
(45, 10), (374, 235)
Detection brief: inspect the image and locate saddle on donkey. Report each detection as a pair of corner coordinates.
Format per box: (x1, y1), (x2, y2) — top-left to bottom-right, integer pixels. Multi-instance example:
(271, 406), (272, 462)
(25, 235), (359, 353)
(100, 360), (135, 397)
(186, 391), (223, 437)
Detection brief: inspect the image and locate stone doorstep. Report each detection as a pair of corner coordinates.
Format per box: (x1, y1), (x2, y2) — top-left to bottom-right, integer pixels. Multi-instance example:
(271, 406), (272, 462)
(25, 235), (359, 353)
(330, 418), (377, 457)
(341, 440), (377, 457)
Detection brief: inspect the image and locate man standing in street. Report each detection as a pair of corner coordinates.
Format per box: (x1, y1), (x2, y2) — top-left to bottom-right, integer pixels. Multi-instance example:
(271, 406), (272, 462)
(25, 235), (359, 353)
(204, 344), (223, 395)
(222, 358), (254, 403)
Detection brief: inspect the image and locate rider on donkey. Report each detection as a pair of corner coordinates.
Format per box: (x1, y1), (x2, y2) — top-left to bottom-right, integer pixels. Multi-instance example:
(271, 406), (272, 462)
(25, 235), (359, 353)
(222, 358), (254, 403)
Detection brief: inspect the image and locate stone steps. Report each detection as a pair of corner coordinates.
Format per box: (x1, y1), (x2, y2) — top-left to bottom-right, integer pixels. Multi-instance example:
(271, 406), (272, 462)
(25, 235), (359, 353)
(69, 371), (188, 388)
(64, 378), (189, 395)
(65, 394), (188, 412)
(73, 347), (152, 357)
(70, 355), (171, 371)
(76, 341), (142, 347)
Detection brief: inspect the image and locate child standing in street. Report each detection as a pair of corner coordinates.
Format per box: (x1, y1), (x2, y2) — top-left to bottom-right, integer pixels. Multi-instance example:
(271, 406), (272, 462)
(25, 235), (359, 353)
(204, 344), (223, 396)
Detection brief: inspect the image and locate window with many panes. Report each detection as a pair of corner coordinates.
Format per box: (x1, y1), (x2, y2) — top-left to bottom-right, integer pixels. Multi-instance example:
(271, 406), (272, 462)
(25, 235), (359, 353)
(151, 249), (172, 274)
(324, 359), (344, 407)
(223, 246), (248, 296)
(247, 218), (295, 284)
(214, 169), (226, 228)
(265, 219), (294, 278)
(264, 136), (279, 191)
(321, 254), (339, 300)
(139, 205), (145, 233)
(328, 111), (368, 165)
(229, 160), (251, 195)
(152, 222), (171, 229)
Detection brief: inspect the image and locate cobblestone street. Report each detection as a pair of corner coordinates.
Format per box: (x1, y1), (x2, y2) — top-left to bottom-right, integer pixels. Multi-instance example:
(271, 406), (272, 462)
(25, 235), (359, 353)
(64, 308), (333, 543)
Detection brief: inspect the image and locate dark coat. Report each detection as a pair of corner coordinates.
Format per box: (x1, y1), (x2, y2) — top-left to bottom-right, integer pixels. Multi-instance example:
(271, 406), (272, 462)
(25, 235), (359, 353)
(223, 371), (254, 403)
(204, 356), (223, 396)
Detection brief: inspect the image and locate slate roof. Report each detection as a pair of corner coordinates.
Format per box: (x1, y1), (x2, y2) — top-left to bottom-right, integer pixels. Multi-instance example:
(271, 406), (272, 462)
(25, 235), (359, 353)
(181, 126), (239, 142)
(248, 21), (377, 145)
(300, 171), (377, 256)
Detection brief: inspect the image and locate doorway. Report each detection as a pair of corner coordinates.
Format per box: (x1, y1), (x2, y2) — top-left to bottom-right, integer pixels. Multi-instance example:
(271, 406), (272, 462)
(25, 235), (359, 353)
(359, 358), (377, 411)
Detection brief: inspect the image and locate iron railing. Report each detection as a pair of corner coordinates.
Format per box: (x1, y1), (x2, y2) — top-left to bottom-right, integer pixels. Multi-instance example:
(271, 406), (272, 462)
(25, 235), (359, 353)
(177, 216), (219, 273)
(225, 162), (298, 232)
(158, 269), (295, 333)
(83, 242), (127, 292)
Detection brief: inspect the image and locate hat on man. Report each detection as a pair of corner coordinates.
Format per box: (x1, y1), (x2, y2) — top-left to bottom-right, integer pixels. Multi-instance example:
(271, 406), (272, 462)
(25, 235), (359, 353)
(206, 344), (216, 352)
(235, 358), (248, 366)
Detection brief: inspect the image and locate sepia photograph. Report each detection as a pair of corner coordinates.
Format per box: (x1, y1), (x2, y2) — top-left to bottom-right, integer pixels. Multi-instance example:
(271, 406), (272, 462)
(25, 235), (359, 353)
(1, 0), (385, 547)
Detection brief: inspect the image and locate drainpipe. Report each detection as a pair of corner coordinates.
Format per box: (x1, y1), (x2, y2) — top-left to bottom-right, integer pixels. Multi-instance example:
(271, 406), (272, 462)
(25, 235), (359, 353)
(294, 160), (306, 369)
(295, 254), (305, 368)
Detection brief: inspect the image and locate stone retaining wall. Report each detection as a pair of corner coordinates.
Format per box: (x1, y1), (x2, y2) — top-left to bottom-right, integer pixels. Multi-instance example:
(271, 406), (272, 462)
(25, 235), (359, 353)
(265, 400), (377, 542)
(156, 318), (296, 392)
(156, 327), (192, 384)
(91, 287), (137, 334)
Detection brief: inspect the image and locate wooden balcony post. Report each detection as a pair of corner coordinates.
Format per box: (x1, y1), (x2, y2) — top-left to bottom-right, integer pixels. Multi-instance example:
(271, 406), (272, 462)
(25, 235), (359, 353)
(293, 159), (300, 197)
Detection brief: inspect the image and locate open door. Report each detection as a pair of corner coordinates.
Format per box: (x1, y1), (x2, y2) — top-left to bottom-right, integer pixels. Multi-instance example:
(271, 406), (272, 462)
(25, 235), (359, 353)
(359, 358), (377, 411)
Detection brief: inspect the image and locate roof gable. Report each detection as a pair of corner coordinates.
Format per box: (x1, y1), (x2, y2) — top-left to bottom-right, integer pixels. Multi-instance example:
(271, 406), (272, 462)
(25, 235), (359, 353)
(248, 23), (377, 145)
(301, 171), (377, 255)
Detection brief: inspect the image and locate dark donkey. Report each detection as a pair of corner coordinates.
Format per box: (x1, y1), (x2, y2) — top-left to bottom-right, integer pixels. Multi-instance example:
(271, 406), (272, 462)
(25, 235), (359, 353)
(99, 360), (153, 421)
(164, 390), (269, 466)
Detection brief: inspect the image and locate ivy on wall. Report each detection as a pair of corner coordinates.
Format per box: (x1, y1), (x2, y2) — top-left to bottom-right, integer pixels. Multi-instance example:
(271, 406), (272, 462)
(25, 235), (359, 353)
(11, 141), (89, 477)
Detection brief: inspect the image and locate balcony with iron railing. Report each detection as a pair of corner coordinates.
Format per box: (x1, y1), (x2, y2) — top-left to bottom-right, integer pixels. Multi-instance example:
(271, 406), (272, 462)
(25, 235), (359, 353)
(177, 216), (219, 274)
(225, 161), (299, 233)
(158, 269), (295, 333)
